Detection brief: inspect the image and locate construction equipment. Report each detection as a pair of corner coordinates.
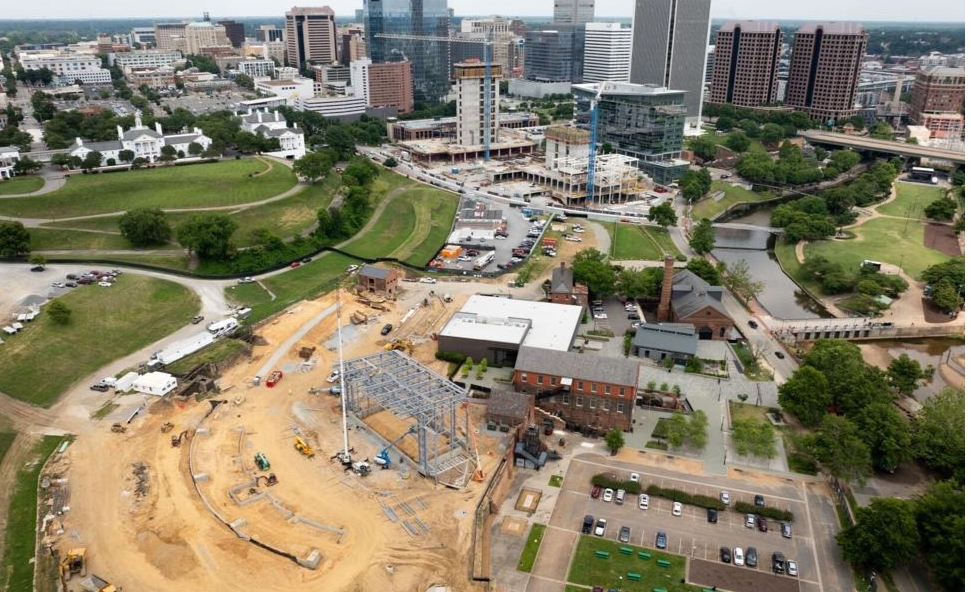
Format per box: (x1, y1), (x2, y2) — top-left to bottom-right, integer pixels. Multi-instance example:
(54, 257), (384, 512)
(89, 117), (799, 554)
(255, 473), (278, 487)
(587, 81), (606, 203)
(160, 422), (175, 433)
(374, 425), (417, 469)
(351, 460), (371, 475)
(350, 310), (368, 325)
(382, 339), (414, 355)
(59, 548), (86, 582)
(171, 430), (189, 447)
(254, 452), (270, 471)
(308, 386), (324, 395)
(298, 345), (316, 360)
(294, 436), (315, 458)
(80, 574), (118, 592)
(110, 423), (126, 434)
(266, 369), (283, 387)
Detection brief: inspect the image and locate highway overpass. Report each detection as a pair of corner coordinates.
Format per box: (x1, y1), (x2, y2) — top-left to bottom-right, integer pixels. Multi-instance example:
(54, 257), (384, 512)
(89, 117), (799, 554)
(800, 130), (965, 165)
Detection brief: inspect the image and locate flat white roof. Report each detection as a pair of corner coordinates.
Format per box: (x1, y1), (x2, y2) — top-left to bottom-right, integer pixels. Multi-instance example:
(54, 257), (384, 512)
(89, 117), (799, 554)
(439, 295), (582, 352)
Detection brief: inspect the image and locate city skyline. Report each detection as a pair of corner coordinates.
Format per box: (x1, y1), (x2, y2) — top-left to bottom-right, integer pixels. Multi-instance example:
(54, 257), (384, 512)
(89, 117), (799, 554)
(0, 0), (964, 22)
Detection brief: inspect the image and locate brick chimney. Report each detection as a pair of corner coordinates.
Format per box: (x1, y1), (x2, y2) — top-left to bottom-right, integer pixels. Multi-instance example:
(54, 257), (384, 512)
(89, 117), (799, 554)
(657, 255), (675, 322)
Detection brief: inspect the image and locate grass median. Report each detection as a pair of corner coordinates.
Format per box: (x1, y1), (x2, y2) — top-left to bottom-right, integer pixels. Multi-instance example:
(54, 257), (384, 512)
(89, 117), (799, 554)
(610, 222), (682, 260)
(567, 535), (702, 592)
(0, 275), (198, 406)
(517, 523), (547, 572)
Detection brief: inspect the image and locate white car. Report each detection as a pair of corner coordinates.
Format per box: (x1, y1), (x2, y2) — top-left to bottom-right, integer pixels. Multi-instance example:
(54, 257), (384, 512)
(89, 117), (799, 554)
(602, 488), (614, 503)
(720, 490), (730, 505)
(565, 236), (582, 242)
(237, 277), (255, 284)
(593, 313), (608, 320)
(326, 370), (340, 384)
(98, 281), (113, 287)
(638, 494), (650, 510)
(418, 277), (437, 284)
(630, 472), (639, 483)
(786, 559), (798, 577)
(734, 547), (745, 566)
(346, 265), (360, 273)
(51, 282), (65, 288)
(594, 518), (607, 537)
(672, 502), (682, 516)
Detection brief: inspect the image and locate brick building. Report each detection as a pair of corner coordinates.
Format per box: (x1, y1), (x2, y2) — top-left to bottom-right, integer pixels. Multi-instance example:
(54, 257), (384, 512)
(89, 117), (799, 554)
(549, 261), (589, 308)
(709, 21), (782, 107)
(513, 346), (640, 434)
(367, 61), (414, 113)
(784, 22), (868, 122)
(657, 255), (733, 340)
(908, 67), (965, 139)
(357, 264), (400, 298)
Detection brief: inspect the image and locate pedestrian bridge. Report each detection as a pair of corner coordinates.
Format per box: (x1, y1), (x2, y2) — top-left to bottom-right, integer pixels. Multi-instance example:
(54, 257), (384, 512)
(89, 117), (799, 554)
(712, 222), (783, 234)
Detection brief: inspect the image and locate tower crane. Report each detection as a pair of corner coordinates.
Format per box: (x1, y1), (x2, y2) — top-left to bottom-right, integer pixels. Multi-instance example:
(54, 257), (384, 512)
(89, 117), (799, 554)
(586, 81), (607, 203)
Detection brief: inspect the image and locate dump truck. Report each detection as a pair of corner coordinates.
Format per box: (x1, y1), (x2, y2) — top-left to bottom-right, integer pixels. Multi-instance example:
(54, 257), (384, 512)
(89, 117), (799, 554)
(80, 574), (118, 592)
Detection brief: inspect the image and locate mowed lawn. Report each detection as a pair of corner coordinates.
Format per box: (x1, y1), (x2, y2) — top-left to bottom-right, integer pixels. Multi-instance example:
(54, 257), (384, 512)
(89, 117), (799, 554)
(28, 227), (135, 251)
(691, 181), (777, 221)
(804, 217), (948, 279)
(876, 181), (948, 218)
(567, 535), (703, 592)
(0, 176), (44, 195)
(0, 275), (198, 406)
(611, 222), (681, 260)
(0, 158), (297, 219)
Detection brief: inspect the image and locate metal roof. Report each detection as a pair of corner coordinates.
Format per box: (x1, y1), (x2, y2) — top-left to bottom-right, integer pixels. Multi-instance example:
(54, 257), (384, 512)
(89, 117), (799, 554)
(515, 346), (640, 386)
(632, 323), (699, 356)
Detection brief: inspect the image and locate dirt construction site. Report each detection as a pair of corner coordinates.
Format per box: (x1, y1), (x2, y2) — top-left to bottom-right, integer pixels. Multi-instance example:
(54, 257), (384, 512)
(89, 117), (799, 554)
(52, 285), (511, 592)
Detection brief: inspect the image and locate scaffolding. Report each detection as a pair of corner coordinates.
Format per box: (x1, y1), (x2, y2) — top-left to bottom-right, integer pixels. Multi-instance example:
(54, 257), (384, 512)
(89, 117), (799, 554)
(548, 153), (641, 204)
(340, 350), (476, 489)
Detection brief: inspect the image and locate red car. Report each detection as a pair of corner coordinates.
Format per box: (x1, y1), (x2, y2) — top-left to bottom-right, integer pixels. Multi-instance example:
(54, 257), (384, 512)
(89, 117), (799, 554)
(591, 485), (602, 499)
(266, 370), (283, 387)
(289, 261), (301, 268)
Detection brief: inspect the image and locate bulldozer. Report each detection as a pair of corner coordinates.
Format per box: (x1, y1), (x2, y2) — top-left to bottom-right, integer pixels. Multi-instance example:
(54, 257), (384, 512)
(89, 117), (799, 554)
(383, 339), (414, 355)
(59, 548), (86, 582)
(171, 430), (190, 448)
(294, 436), (315, 458)
(160, 422), (175, 433)
(110, 423), (126, 434)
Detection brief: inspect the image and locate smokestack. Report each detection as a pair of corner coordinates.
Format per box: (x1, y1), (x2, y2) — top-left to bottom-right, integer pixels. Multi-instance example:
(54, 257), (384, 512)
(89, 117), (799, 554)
(657, 255), (675, 322)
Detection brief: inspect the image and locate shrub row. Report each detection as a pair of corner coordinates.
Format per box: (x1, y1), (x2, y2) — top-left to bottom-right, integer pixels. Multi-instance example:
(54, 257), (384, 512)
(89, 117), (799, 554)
(645, 484), (726, 511)
(734, 501), (794, 522)
(435, 350), (468, 364)
(590, 473), (641, 494)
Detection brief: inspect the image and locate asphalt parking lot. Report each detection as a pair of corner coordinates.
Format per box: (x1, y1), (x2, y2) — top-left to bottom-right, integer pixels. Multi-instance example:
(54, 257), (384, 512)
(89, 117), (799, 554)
(526, 454), (834, 592)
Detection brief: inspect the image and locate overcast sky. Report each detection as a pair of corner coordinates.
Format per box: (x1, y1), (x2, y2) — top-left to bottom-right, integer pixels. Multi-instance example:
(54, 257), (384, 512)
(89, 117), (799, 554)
(2, 0), (965, 22)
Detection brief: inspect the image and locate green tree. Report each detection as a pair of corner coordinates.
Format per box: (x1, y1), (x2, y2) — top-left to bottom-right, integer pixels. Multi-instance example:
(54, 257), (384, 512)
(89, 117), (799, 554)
(572, 248), (617, 296)
(46, 300), (72, 325)
(118, 208), (172, 247)
(854, 402), (912, 472)
(912, 387), (964, 481)
(914, 480), (965, 591)
(925, 198), (957, 221)
(921, 257), (964, 294)
(714, 116), (735, 131)
(689, 135), (718, 162)
(647, 202), (677, 227)
(0, 220), (31, 257)
(689, 218), (715, 254)
(829, 150), (861, 172)
(604, 427), (625, 454)
(615, 268), (650, 299)
(778, 366), (832, 427)
(177, 213), (237, 260)
(680, 178), (704, 202)
(725, 131), (750, 153)
(342, 157), (379, 187)
(760, 122), (785, 145)
(235, 73), (254, 90)
(885, 353), (923, 395)
(687, 409), (709, 448)
(29, 254), (47, 267)
(81, 150), (103, 170)
(118, 149), (135, 163)
(837, 497), (918, 571)
(292, 151), (333, 183)
(382, 156), (398, 168)
(666, 413), (688, 448)
(325, 125), (356, 160)
(810, 415), (872, 484)
(12, 156), (41, 174)
(930, 279), (961, 313)
(721, 259), (765, 303)
(731, 417), (776, 458)
(685, 258), (721, 285)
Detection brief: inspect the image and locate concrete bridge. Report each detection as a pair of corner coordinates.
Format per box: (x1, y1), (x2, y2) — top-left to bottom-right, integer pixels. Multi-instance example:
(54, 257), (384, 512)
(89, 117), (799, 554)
(774, 320), (961, 344)
(800, 130), (965, 165)
(712, 222), (783, 234)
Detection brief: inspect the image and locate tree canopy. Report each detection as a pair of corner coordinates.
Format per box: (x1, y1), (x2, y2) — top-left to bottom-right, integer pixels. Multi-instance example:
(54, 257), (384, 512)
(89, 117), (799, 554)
(604, 427), (625, 454)
(572, 248), (617, 296)
(914, 480), (965, 591)
(292, 151), (333, 184)
(778, 366), (832, 427)
(0, 220), (31, 258)
(647, 202), (677, 227)
(689, 218), (715, 254)
(837, 497), (919, 571)
(118, 208), (172, 247)
(177, 213), (237, 260)
(913, 387), (965, 482)
(809, 415), (872, 484)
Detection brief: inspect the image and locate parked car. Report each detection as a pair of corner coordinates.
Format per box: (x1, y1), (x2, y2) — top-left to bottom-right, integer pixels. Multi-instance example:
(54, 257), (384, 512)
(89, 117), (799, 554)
(594, 518), (606, 537)
(30, 266), (45, 272)
(419, 277), (437, 284)
(191, 315), (205, 324)
(90, 383), (110, 392)
(755, 495), (766, 507)
(774, 351), (785, 359)
(672, 502), (682, 516)
(237, 277), (255, 284)
(720, 490), (730, 505)
(781, 522), (793, 539)
(581, 514), (594, 534)
(655, 531), (667, 549)
(346, 264), (360, 273)
(745, 547), (758, 567)
(65, 281), (77, 288)
(720, 173), (732, 179)
(51, 282), (65, 288)
(720, 547), (732, 563)
(614, 489), (625, 505)
(602, 488), (613, 503)
(748, 320), (758, 329)
(77, 277), (94, 285)
(618, 526), (631, 543)
(98, 281), (113, 287)
(66, 274), (78, 280)
(746, 514), (756, 528)
(591, 485), (602, 499)
(593, 313), (608, 320)
(733, 547), (744, 566)
(301, 256), (313, 263)
(629, 472), (639, 483)
(707, 508), (718, 523)
(757, 516), (768, 532)
(786, 559), (798, 577)
(772, 552), (786, 574)
(289, 261), (301, 268)
(381, 324), (393, 336)
(326, 370), (340, 384)
(638, 494), (650, 510)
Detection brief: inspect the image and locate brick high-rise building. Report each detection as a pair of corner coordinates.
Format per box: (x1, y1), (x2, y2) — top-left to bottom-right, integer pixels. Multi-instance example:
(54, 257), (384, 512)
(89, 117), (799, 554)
(909, 67), (965, 139)
(709, 21), (782, 107)
(217, 20), (245, 48)
(784, 22), (868, 122)
(348, 58), (413, 113)
(340, 29), (366, 66)
(285, 6), (337, 68)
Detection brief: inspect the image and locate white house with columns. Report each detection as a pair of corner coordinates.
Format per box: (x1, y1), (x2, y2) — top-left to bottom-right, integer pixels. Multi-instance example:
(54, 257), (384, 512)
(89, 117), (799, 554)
(239, 109), (306, 159)
(68, 111), (212, 165)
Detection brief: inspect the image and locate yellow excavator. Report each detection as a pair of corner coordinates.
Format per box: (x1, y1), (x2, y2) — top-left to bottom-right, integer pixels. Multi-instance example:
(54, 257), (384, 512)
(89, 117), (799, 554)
(383, 339), (414, 355)
(59, 548), (86, 582)
(294, 436), (315, 458)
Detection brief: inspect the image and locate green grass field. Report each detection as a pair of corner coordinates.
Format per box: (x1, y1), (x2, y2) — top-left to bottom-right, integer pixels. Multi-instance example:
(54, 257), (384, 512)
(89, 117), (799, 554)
(567, 535), (702, 592)
(517, 524), (547, 572)
(610, 223), (681, 260)
(0, 275), (198, 406)
(0, 176), (44, 195)
(29, 227), (135, 251)
(803, 217), (947, 279)
(0, 158), (297, 219)
(47, 252), (192, 271)
(0, 436), (65, 592)
(0, 431), (16, 468)
(876, 181), (948, 218)
(691, 180), (778, 221)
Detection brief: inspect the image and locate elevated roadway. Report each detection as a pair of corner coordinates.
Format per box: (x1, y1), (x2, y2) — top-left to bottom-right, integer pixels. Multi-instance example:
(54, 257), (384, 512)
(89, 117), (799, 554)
(800, 130), (964, 164)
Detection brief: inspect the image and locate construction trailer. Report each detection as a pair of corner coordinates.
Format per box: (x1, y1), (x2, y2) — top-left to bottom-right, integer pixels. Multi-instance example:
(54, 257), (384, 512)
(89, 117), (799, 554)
(148, 331), (216, 368)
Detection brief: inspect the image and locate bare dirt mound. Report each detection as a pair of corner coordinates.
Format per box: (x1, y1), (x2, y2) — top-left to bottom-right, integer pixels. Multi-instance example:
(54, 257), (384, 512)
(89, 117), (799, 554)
(924, 222), (962, 256)
(136, 530), (199, 579)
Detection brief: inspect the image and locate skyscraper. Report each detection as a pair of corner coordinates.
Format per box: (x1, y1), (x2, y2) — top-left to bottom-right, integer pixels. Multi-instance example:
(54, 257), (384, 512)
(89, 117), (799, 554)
(709, 21), (782, 107)
(218, 20), (245, 48)
(285, 6), (338, 69)
(582, 23), (632, 83)
(524, 26), (585, 83)
(784, 22), (867, 122)
(553, 0), (596, 25)
(455, 61), (501, 147)
(364, 0), (451, 104)
(629, 0), (711, 126)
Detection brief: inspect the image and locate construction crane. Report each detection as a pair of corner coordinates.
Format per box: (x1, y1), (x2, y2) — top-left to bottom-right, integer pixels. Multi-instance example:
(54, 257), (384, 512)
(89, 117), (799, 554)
(375, 31), (502, 159)
(460, 403), (485, 482)
(586, 81), (607, 203)
(374, 425), (417, 469)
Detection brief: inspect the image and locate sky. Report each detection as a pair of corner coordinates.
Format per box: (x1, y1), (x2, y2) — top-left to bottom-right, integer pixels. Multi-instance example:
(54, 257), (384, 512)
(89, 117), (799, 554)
(1, 0), (966, 22)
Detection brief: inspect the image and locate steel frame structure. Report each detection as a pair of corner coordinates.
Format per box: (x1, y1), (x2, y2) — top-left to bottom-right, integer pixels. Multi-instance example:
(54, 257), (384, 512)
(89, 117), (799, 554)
(341, 350), (476, 488)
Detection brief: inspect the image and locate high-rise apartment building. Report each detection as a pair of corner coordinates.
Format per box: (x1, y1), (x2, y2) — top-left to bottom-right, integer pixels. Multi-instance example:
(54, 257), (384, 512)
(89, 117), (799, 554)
(784, 22), (867, 122)
(285, 6), (338, 68)
(630, 0), (711, 126)
(218, 20), (245, 48)
(909, 66), (965, 138)
(524, 26), (585, 83)
(582, 23), (631, 83)
(455, 61), (501, 147)
(709, 21), (782, 107)
(554, 0), (596, 25)
(349, 58), (414, 113)
(364, 0), (450, 104)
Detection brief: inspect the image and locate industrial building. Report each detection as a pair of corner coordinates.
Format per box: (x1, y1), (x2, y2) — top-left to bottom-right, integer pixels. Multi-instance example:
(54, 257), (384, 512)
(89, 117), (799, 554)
(785, 22), (868, 122)
(631, 323), (699, 363)
(657, 256), (734, 340)
(437, 295), (584, 366)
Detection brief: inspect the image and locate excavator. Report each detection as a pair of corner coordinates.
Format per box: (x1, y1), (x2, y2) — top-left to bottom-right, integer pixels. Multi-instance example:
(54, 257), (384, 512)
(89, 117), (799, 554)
(383, 339), (414, 355)
(171, 430), (190, 448)
(294, 436), (315, 458)
(110, 423), (126, 434)
(255, 473), (278, 487)
(59, 548), (86, 583)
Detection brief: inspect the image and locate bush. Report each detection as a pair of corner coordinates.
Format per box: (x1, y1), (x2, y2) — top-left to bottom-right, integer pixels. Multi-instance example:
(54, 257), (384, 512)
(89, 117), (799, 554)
(590, 473), (641, 494)
(645, 484), (726, 511)
(734, 501), (794, 522)
(435, 350), (467, 364)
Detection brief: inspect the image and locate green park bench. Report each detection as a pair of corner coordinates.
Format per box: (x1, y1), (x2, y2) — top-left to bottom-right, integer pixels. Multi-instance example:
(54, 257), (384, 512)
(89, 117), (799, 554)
(657, 559), (671, 567)
(653, 588), (668, 592)
(619, 546), (633, 555)
(638, 551), (651, 559)
(626, 572), (642, 581)
(595, 550), (609, 559)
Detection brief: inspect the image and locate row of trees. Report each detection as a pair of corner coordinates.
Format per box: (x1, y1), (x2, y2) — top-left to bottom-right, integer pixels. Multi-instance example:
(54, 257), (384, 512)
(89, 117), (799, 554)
(702, 102), (815, 134)
(801, 255), (909, 300)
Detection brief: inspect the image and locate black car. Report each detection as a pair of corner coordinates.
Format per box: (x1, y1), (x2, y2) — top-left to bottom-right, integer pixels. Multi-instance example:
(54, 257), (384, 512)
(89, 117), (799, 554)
(774, 351), (785, 359)
(381, 324), (393, 336)
(772, 552), (786, 574)
(719, 547), (732, 563)
(655, 531), (667, 549)
(745, 546), (758, 567)
(755, 495), (766, 507)
(301, 256), (313, 263)
(747, 320), (758, 329)
(90, 383), (110, 392)
(707, 508), (718, 524)
(581, 515), (594, 534)
(66, 274), (78, 280)
(30, 265), (45, 272)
